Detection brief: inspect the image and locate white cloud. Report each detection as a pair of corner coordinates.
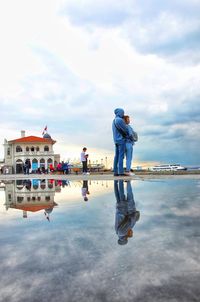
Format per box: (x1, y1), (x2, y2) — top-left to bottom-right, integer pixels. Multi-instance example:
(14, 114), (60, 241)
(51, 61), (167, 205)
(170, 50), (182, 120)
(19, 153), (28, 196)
(0, 0), (200, 164)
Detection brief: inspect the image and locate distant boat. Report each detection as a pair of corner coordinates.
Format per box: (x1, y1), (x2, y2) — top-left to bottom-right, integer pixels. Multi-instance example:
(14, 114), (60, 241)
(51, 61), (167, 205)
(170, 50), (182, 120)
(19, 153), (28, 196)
(149, 164), (187, 171)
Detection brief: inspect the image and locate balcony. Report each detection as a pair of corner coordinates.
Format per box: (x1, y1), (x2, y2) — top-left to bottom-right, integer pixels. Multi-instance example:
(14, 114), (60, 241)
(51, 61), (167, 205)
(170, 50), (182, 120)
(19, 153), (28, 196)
(15, 151), (54, 156)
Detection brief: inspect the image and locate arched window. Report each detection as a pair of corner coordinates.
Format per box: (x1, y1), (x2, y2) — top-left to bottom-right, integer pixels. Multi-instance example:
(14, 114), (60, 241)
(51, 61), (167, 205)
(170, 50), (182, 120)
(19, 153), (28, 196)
(16, 179), (23, 190)
(44, 145), (49, 152)
(16, 159), (23, 174)
(32, 179), (39, 190)
(47, 158), (53, 167)
(16, 159), (23, 163)
(16, 146), (22, 152)
(24, 179), (31, 190)
(32, 158), (38, 171)
(33, 183), (39, 190)
(48, 180), (53, 189)
(26, 146), (29, 152)
(40, 158), (45, 165)
(31, 146), (35, 152)
(36, 146), (40, 152)
(17, 196), (24, 202)
(40, 159), (45, 172)
(40, 179), (46, 189)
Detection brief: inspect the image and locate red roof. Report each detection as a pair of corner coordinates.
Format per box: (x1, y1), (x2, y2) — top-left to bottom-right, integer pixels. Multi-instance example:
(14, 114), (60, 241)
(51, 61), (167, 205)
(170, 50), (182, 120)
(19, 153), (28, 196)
(8, 136), (56, 144)
(11, 202), (57, 212)
(12, 204), (54, 212)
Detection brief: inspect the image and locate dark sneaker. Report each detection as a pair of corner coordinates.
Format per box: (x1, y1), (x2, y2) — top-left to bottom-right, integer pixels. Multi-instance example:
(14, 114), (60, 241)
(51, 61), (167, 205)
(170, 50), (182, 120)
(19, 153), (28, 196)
(114, 174), (119, 176)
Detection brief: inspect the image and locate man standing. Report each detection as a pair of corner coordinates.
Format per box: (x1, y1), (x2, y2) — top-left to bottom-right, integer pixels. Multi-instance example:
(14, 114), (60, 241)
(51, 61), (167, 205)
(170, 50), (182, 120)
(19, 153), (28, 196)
(24, 159), (31, 175)
(124, 115), (137, 176)
(80, 147), (90, 175)
(112, 108), (129, 176)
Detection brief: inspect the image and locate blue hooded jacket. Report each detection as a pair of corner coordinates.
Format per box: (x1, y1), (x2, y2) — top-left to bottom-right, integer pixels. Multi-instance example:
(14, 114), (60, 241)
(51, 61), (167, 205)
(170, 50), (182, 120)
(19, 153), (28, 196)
(126, 124), (135, 145)
(112, 108), (129, 144)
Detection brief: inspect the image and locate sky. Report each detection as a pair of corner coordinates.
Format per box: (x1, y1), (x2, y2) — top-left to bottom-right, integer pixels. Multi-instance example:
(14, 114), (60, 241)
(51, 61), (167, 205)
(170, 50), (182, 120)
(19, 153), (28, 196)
(0, 0), (200, 166)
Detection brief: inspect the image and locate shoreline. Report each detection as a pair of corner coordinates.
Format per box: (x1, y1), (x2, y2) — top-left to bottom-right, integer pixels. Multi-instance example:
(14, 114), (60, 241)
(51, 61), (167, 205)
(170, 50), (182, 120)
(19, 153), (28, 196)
(0, 173), (200, 181)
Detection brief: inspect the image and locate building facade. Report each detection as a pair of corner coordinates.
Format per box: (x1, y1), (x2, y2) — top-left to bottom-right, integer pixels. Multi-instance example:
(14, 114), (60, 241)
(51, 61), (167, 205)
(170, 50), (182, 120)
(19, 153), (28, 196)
(3, 130), (60, 174)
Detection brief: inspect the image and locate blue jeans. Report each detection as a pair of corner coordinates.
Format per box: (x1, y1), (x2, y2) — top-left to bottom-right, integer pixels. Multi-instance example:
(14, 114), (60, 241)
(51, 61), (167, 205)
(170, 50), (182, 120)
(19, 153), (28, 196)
(125, 143), (133, 172)
(113, 143), (125, 175)
(126, 181), (136, 213)
(114, 180), (125, 202)
(114, 180), (135, 212)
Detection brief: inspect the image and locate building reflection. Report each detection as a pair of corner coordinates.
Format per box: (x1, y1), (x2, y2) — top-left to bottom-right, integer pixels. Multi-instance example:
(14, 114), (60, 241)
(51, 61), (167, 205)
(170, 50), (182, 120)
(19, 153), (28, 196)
(114, 180), (140, 245)
(0, 179), (118, 219)
(4, 179), (61, 219)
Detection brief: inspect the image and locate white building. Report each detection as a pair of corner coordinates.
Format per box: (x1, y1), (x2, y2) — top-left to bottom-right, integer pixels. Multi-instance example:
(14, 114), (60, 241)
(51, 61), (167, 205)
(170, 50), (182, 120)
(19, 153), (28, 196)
(3, 130), (60, 174)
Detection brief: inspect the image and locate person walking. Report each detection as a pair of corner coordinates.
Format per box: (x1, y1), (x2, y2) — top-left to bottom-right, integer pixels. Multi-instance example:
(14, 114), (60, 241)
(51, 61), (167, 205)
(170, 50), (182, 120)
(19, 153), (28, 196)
(80, 147), (90, 175)
(112, 108), (129, 176)
(124, 115), (137, 176)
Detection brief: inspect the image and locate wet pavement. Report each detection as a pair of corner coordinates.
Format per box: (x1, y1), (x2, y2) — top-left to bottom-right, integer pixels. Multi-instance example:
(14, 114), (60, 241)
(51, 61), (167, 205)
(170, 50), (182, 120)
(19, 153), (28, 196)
(0, 178), (199, 302)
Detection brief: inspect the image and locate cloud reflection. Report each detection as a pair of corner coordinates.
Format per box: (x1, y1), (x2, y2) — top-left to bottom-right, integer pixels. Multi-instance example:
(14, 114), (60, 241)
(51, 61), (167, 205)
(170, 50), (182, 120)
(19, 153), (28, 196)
(0, 179), (199, 301)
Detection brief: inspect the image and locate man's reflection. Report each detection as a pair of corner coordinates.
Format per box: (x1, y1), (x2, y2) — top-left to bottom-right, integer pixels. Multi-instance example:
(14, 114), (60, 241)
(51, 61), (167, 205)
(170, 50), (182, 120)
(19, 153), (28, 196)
(114, 180), (140, 245)
(81, 180), (90, 201)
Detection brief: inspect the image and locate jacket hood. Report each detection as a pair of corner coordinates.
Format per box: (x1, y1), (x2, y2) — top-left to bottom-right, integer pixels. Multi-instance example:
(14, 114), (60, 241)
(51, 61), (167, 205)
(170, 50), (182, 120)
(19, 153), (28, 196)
(114, 108), (124, 118)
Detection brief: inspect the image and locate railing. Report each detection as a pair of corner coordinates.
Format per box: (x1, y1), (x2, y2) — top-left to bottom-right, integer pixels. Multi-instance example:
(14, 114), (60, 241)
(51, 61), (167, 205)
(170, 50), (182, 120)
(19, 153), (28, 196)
(15, 151), (54, 156)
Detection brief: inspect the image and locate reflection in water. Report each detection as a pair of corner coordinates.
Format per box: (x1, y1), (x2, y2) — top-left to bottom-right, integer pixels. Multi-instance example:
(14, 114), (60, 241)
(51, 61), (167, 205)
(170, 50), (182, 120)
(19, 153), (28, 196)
(4, 179), (60, 220)
(1, 179), (111, 220)
(44, 207), (54, 222)
(81, 180), (90, 201)
(114, 180), (140, 245)
(0, 179), (199, 301)
(23, 179), (32, 191)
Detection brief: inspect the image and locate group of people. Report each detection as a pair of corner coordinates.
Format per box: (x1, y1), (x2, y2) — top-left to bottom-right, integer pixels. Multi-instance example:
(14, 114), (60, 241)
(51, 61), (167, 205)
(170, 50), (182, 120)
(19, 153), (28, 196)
(112, 108), (138, 176)
(49, 161), (69, 174)
(22, 161), (70, 175)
